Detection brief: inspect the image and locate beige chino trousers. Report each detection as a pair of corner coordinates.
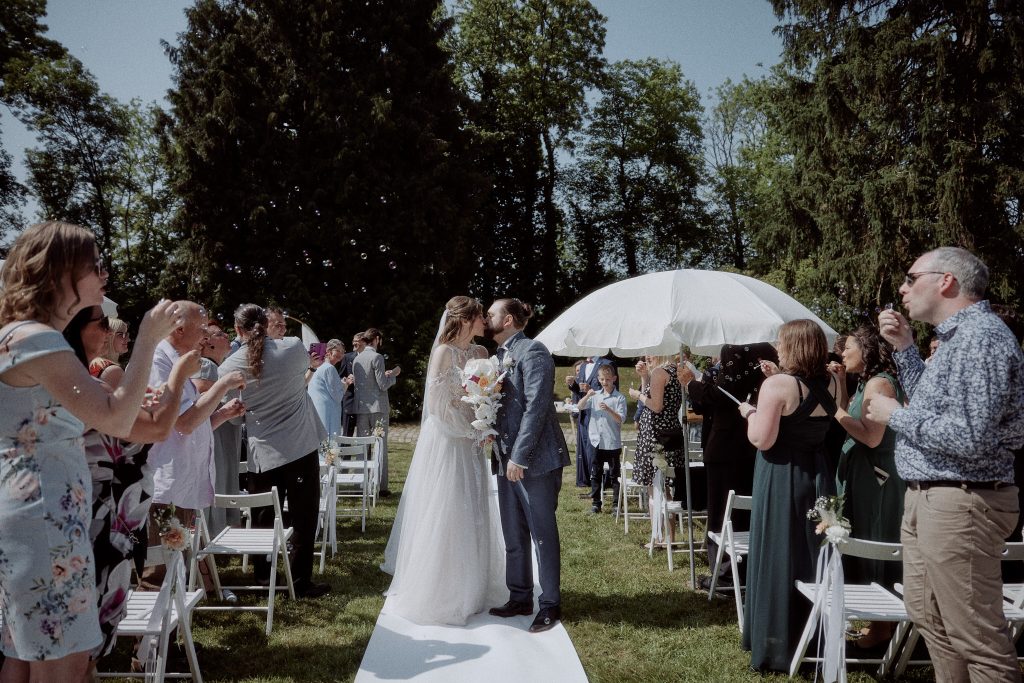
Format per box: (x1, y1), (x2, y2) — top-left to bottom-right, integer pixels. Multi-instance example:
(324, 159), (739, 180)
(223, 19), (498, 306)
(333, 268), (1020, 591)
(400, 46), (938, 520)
(902, 485), (1021, 683)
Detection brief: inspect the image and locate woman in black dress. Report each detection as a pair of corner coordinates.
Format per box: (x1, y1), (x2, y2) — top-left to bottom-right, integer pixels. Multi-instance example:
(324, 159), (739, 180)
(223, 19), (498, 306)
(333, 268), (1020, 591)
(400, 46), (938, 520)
(737, 320), (839, 673)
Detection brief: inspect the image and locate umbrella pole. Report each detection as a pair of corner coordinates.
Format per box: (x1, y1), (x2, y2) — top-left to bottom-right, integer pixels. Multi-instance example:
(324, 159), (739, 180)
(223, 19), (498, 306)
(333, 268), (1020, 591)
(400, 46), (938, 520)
(680, 349), (697, 591)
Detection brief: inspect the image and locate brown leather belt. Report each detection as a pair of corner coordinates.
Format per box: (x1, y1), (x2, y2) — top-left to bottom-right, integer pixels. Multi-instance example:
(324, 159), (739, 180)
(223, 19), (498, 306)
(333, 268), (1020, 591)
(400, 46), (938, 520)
(907, 480), (1011, 491)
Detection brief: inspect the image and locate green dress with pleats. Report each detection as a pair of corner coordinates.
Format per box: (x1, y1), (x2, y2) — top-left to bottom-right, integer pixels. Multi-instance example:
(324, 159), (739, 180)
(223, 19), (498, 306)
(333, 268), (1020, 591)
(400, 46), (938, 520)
(836, 372), (906, 586)
(742, 375), (836, 673)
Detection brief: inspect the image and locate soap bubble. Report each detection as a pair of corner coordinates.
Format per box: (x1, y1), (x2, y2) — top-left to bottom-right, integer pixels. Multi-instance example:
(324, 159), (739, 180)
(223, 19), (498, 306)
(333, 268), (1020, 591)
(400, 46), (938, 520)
(360, 253), (367, 260)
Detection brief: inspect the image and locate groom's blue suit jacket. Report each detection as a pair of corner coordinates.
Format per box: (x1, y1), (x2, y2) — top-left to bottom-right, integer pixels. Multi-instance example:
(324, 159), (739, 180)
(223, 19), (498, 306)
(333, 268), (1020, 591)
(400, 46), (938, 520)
(495, 331), (570, 477)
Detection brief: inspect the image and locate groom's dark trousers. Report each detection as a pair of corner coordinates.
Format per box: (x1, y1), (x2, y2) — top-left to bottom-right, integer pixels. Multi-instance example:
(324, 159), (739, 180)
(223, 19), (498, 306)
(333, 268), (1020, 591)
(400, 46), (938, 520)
(496, 468), (563, 610)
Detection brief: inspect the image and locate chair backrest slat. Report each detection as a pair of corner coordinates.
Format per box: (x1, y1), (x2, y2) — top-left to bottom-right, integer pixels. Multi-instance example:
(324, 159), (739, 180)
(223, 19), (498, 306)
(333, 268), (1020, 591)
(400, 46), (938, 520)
(839, 537), (902, 561)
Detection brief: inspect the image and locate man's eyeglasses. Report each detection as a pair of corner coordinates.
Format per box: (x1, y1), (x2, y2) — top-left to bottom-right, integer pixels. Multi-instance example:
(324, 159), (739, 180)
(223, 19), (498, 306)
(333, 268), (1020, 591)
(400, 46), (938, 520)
(903, 271), (947, 287)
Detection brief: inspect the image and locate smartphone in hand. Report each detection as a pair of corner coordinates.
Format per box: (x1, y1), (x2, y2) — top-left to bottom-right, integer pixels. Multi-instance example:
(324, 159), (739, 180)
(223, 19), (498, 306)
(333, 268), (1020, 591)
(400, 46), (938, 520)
(309, 342), (327, 362)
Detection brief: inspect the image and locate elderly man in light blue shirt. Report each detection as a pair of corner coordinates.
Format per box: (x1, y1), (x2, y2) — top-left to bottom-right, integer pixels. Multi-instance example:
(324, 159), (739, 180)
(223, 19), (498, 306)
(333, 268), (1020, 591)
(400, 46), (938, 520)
(577, 364), (627, 514)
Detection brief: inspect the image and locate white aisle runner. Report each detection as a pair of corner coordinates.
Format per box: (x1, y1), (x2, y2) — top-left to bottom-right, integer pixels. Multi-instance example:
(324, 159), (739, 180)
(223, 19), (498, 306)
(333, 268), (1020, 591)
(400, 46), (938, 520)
(355, 599), (587, 682)
(356, 479), (588, 682)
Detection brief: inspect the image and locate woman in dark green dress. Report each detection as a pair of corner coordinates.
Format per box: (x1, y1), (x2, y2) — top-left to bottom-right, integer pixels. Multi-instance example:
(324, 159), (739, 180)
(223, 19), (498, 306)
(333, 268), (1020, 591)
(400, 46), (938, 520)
(737, 320), (839, 673)
(833, 324), (905, 648)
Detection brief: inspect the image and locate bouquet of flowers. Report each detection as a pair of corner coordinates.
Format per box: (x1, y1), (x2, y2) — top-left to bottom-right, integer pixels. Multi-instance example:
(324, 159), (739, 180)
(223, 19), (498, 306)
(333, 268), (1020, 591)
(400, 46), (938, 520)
(460, 356), (507, 438)
(806, 495), (851, 546)
(320, 437), (342, 466)
(372, 418), (386, 438)
(151, 504), (191, 552)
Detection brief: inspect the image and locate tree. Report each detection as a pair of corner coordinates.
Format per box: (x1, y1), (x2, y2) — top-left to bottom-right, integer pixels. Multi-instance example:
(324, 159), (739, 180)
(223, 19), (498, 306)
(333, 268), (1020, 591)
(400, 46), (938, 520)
(451, 0), (606, 314)
(0, 0), (67, 240)
(703, 78), (768, 270)
(769, 0), (1024, 317)
(565, 58), (707, 282)
(161, 0), (483, 418)
(10, 56), (131, 260)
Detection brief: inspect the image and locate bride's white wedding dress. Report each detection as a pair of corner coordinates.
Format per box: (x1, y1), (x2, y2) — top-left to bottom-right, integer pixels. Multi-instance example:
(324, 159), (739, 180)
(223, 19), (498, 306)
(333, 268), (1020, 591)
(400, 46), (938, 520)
(381, 343), (506, 625)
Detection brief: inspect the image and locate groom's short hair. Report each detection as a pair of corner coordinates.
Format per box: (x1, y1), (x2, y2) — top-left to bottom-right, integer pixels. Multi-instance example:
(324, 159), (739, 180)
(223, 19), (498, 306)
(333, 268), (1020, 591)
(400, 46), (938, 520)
(364, 327), (382, 343)
(495, 298), (533, 328)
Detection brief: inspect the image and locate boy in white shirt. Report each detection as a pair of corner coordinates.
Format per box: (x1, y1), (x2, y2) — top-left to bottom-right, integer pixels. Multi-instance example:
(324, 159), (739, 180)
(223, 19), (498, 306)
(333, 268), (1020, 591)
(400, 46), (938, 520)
(577, 364), (627, 513)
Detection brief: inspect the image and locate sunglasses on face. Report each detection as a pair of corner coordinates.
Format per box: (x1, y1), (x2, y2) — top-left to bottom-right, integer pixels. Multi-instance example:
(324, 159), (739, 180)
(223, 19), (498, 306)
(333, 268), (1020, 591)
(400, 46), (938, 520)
(88, 314), (111, 331)
(903, 271), (947, 287)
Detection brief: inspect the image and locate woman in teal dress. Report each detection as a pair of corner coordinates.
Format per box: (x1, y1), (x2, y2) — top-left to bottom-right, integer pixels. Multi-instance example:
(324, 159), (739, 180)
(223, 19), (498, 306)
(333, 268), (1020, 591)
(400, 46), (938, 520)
(833, 324), (905, 648)
(0, 222), (178, 682)
(737, 320), (839, 673)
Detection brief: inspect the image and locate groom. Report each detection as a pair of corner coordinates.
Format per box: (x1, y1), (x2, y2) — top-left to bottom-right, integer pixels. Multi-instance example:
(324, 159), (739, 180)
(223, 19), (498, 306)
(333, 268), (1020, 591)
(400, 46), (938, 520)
(485, 298), (570, 633)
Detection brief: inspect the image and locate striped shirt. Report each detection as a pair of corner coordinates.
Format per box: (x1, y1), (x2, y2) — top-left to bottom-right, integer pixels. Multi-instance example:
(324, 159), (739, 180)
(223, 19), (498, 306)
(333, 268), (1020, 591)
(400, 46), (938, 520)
(890, 301), (1024, 482)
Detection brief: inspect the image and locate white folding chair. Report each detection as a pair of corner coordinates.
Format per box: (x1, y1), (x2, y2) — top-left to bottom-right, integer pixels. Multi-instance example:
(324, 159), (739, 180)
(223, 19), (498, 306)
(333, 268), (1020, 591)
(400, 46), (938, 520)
(332, 444), (371, 532)
(98, 546), (204, 682)
(790, 538), (914, 679)
(650, 466), (707, 572)
(189, 487), (296, 635)
(616, 444), (649, 533)
(314, 464), (338, 573)
(334, 435), (382, 507)
(707, 490), (753, 629)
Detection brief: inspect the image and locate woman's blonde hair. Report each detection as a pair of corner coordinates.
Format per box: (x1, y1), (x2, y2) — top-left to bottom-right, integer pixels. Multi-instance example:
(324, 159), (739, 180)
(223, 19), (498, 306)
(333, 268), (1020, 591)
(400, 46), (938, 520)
(648, 354), (675, 368)
(99, 317), (128, 362)
(0, 221), (96, 326)
(439, 296), (483, 345)
(777, 319), (829, 379)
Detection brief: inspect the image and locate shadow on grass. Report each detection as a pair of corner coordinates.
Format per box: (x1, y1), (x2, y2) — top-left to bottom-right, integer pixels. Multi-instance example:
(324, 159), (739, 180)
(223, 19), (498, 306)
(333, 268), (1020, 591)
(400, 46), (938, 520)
(563, 587), (739, 630)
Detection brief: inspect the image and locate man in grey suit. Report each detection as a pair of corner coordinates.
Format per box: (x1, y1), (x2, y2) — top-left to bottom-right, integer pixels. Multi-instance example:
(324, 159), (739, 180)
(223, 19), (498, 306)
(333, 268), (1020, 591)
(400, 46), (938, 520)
(353, 327), (401, 496)
(485, 298), (570, 633)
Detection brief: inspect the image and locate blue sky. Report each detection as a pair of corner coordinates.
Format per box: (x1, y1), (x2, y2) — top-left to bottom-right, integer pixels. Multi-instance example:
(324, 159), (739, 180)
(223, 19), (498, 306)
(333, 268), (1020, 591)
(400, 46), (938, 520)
(1, 0), (783, 219)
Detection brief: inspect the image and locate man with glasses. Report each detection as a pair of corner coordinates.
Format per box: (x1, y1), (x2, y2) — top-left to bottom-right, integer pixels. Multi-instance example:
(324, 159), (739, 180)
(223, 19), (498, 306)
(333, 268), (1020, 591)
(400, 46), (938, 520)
(867, 247), (1024, 682)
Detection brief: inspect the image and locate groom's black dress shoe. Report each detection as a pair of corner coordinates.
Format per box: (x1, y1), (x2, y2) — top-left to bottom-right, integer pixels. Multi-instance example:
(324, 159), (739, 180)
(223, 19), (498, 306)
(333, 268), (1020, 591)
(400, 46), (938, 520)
(528, 606), (561, 633)
(488, 600), (533, 618)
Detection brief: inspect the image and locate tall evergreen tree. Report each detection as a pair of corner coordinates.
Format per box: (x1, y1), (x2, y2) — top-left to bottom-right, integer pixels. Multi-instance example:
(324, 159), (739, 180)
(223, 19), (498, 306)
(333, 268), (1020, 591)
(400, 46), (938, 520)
(450, 0), (605, 315)
(770, 0), (1024, 315)
(161, 0), (483, 417)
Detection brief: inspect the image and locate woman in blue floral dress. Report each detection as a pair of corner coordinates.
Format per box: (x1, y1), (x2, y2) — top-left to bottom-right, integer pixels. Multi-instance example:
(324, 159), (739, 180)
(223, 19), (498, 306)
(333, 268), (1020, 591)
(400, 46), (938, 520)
(0, 222), (178, 682)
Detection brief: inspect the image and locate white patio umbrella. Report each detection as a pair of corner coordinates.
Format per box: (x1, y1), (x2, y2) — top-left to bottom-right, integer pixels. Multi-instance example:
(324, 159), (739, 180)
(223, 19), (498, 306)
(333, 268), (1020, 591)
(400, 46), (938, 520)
(536, 268), (837, 588)
(0, 259), (119, 316)
(536, 268), (837, 358)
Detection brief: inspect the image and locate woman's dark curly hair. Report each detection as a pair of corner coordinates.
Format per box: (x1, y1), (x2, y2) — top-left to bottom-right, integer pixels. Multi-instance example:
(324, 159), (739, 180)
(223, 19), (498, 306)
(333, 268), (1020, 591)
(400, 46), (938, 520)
(849, 323), (896, 379)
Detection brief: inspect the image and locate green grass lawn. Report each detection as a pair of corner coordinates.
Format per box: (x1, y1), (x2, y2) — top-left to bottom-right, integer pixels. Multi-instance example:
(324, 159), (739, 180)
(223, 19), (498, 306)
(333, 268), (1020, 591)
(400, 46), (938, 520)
(93, 436), (943, 682)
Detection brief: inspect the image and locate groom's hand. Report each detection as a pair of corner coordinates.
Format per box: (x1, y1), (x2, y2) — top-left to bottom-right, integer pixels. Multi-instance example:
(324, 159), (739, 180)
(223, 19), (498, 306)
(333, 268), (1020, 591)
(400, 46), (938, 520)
(506, 461), (525, 482)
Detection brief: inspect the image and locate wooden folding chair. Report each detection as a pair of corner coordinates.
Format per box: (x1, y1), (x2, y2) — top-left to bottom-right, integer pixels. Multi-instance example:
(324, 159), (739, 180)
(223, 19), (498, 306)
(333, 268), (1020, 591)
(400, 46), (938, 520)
(98, 546), (204, 682)
(314, 463), (338, 573)
(790, 538), (913, 679)
(707, 490), (753, 629)
(190, 486), (296, 635)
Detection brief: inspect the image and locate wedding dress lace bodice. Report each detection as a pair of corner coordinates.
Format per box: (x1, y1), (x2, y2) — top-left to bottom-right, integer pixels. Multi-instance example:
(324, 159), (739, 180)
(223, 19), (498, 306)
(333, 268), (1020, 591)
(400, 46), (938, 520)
(425, 344), (483, 440)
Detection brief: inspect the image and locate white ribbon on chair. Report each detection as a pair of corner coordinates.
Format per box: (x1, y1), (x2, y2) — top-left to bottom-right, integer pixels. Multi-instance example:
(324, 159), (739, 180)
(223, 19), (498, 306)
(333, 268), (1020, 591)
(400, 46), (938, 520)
(139, 549), (187, 676)
(812, 543), (847, 683)
(651, 468), (666, 544)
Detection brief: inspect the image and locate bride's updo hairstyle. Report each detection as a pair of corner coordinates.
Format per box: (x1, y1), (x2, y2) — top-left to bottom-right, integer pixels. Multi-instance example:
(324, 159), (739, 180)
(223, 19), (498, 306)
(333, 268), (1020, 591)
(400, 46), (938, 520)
(234, 303), (270, 380)
(496, 298), (533, 329)
(439, 296), (483, 345)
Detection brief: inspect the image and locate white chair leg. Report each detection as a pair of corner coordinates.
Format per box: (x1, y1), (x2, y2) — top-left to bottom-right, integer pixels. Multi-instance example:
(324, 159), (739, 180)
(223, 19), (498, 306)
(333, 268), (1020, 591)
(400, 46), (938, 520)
(708, 529), (727, 598)
(731, 546), (744, 631)
(788, 586), (824, 678)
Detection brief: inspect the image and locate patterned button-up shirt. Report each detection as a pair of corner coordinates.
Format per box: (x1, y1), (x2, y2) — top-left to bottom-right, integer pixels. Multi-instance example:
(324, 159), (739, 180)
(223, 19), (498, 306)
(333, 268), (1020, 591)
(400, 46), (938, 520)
(890, 300), (1024, 482)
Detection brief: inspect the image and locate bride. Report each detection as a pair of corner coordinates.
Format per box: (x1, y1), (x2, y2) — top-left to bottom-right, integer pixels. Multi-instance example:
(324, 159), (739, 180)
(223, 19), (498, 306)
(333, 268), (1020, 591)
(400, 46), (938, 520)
(381, 296), (506, 625)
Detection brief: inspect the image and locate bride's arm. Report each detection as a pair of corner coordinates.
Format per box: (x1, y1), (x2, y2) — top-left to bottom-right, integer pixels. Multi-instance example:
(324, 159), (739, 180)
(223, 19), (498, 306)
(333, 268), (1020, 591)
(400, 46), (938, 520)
(424, 345), (477, 439)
